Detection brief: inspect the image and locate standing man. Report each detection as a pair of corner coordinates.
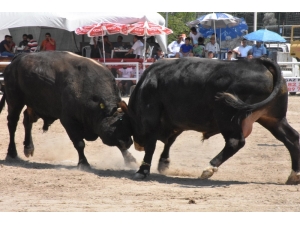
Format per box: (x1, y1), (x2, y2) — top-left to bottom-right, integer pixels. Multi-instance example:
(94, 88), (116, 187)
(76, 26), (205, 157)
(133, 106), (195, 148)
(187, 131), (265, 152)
(233, 38), (252, 58)
(167, 35), (184, 58)
(40, 33), (56, 51)
(0, 35), (15, 57)
(89, 36), (101, 58)
(252, 41), (267, 58)
(18, 34), (28, 47)
(189, 27), (203, 46)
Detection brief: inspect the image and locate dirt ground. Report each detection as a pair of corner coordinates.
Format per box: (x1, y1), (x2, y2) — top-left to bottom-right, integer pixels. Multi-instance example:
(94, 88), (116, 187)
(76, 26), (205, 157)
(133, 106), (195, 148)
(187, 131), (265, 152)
(0, 95), (300, 212)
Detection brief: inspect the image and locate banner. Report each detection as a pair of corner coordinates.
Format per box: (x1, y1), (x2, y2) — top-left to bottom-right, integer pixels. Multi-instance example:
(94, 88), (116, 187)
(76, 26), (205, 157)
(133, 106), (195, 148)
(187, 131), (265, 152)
(284, 77), (300, 92)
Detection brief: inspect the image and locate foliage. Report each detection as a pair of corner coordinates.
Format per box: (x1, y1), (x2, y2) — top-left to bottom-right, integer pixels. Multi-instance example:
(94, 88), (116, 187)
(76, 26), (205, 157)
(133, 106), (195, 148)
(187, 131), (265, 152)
(158, 12), (197, 44)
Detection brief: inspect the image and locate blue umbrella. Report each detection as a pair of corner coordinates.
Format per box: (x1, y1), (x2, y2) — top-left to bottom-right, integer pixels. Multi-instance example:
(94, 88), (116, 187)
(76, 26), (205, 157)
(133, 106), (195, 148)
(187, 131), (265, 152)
(199, 18), (248, 41)
(244, 29), (286, 43)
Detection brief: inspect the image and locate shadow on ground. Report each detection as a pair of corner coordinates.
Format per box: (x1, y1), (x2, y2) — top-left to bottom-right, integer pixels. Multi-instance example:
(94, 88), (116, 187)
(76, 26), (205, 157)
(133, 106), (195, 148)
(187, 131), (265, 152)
(0, 157), (281, 187)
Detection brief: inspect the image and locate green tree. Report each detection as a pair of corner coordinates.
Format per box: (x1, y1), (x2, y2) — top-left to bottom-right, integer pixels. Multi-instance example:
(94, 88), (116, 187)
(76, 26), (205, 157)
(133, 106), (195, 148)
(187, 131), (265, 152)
(159, 12), (198, 44)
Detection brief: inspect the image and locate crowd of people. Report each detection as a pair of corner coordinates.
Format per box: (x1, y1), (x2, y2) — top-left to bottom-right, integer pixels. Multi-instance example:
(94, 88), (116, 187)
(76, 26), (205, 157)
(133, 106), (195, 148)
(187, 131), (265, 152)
(0, 32), (56, 57)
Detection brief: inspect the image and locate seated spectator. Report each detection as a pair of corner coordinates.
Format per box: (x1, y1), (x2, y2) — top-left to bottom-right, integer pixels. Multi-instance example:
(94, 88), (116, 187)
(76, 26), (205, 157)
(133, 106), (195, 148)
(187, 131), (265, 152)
(205, 35), (220, 57)
(175, 37), (193, 58)
(117, 66), (134, 96)
(224, 50), (237, 60)
(18, 34), (28, 48)
(154, 48), (165, 61)
(167, 35), (184, 58)
(207, 51), (218, 59)
(247, 51), (253, 59)
(0, 35), (15, 57)
(113, 35), (126, 58)
(100, 35), (113, 58)
(252, 41), (267, 58)
(23, 34), (38, 53)
(106, 65), (118, 78)
(193, 37), (205, 58)
(124, 35), (143, 59)
(40, 33), (56, 51)
(147, 36), (160, 58)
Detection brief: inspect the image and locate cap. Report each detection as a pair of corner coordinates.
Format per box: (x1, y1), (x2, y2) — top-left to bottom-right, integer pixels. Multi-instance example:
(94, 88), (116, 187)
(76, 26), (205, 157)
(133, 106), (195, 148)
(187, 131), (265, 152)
(157, 48), (162, 51)
(228, 50), (233, 53)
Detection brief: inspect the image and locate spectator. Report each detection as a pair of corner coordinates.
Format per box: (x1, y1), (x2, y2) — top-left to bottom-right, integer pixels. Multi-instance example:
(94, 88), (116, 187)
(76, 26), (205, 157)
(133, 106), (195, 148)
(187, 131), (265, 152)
(189, 27), (203, 46)
(205, 35), (220, 57)
(9, 36), (16, 52)
(193, 36), (205, 58)
(124, 35), (143, 59)
(89, 36), (101, 58)
(224, 50), (236, 60)
(154, 48), (165, 61)
(18, 34), (28, 47)
(117, 66), (134, 96)
(233, 38), (252, 58)
(106, 65), (118, 78)
(167, 35), (184, 58)
(131, 63), (144, 85)
(181, 33), (187, 42)
(113, 35), (126, 58)
(247, 51), (253, 59)
(0, 35), (14, 57)
(40, 33), (56, 51)
(175, 37), (193, 58)
(147, 36), (160, 58)
(252, 41), (267, 58)
(100, 35), (113, 58)
(207, 51), (214, 59)
(23, 34), (38, 53)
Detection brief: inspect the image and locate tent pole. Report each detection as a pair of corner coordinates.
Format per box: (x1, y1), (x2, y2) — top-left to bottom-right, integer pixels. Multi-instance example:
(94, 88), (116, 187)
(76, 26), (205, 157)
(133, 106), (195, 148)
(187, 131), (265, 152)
(102, 33), (105, 64)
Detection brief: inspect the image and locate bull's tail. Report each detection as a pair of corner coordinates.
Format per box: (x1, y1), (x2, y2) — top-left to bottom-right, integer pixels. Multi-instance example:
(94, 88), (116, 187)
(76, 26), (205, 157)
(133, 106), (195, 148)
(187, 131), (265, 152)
(215, 58), (282, 123)
(0, 91), (6, 113)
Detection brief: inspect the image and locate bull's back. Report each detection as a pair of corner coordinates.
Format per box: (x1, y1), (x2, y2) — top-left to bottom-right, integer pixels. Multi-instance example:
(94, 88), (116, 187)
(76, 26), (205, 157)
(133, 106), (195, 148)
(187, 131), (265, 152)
(131, 58), (286, 130)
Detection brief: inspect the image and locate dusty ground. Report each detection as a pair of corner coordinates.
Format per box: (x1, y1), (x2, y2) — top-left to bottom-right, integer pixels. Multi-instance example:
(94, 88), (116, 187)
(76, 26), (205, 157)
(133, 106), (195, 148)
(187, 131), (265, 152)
(0, 95), (300, 212)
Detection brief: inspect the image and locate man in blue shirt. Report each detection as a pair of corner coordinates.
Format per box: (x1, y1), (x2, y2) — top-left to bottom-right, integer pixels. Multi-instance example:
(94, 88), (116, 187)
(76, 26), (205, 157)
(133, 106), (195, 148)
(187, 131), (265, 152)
(176, 37), (193, 58)
(0, 35), (15, 57)
(252, 41), (267, 58)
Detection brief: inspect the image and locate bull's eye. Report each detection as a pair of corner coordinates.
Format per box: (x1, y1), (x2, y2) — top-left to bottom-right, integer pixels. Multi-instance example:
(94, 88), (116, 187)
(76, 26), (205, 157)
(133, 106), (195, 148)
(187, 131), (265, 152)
(100, 103), (105, 109)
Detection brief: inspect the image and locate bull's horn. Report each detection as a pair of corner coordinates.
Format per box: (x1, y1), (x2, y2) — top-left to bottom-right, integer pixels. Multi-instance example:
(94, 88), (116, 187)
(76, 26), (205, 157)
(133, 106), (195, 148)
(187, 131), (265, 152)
(117, 107), (123, 112)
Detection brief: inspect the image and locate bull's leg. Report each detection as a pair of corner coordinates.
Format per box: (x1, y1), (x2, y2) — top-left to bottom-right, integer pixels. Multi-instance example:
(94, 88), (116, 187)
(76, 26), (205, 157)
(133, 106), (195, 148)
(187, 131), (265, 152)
(200, 126), (245, 180)
(120, 149), (137, 168)
(6, 104), (24, 158)
(134, 135), (157, 179)
(258, 117), (300, 185)
(23, 109), (35, 157)
(158, 131), (182, 174)
(60, 117), (90, 170)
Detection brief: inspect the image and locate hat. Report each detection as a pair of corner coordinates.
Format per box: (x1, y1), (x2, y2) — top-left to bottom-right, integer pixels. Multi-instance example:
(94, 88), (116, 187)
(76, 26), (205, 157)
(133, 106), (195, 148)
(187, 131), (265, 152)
(157, 48), (162, 51)
(228, 50), (233, 53)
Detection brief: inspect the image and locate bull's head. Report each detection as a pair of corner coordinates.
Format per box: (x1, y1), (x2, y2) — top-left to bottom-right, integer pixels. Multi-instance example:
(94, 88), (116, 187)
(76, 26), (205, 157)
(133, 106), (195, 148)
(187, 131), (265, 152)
(98, 101), (133, 151)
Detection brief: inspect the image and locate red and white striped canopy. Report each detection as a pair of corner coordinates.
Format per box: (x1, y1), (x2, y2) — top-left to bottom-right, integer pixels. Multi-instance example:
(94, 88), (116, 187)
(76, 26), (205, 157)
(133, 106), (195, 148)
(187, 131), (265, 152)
(127, 21), (173, 36)
(75, 22), (128, 37)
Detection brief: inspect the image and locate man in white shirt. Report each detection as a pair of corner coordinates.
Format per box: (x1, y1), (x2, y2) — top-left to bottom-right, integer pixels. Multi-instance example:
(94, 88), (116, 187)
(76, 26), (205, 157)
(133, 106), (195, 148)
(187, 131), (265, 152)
(189, 27), (203, 46)
(233, 38), (252, 58)
(167, 35), (184, 58)
(205, 36), (220, 57)
(125, 35), (144, 58)
(117, 66), (134, 96)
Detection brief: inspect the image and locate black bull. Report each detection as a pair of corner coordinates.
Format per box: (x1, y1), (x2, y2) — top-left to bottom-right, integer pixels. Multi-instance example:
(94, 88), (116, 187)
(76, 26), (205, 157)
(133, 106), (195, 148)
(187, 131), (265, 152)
(0, 51), (136, 169)
(120, 57), (300, 184)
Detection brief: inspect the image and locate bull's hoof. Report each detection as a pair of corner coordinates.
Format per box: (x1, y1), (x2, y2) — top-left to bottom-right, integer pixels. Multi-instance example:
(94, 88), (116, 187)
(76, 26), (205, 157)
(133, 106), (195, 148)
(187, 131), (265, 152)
(77, 162), (91, 171)
(133, 165), (150, 179)
(199, 166), (218, 179)
(285, 170), (300, 185)
(24, 146), (34, 158)
(7, 144), (18, 158)
(157, 158), (170, 174)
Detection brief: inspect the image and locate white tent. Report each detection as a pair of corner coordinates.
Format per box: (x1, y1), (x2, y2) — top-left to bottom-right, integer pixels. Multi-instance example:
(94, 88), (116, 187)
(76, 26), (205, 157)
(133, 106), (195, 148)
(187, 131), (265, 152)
(0, 12), (167, 53)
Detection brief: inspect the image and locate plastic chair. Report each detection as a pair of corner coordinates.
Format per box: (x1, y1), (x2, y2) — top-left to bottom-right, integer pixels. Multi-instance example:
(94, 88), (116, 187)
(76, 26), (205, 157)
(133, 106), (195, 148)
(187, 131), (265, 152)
(82, 46), (91, 58)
